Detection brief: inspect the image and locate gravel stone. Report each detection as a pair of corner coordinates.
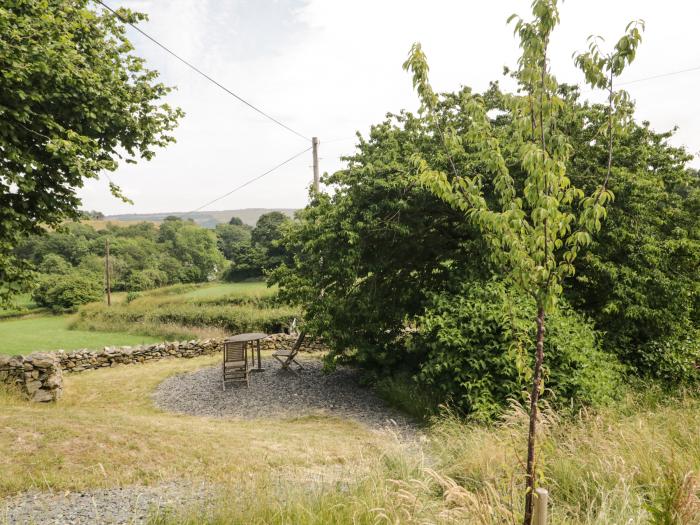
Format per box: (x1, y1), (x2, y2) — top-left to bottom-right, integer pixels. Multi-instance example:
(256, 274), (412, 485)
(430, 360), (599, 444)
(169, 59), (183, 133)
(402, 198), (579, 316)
(1, 481), (211, 525)
(152, 356), (418, 435)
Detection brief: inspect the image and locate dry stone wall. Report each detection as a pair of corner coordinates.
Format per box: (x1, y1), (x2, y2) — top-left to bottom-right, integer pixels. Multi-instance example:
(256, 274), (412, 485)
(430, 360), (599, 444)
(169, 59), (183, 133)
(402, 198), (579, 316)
(57, 339), (224, 373)
(57, 334), (324, 373)
(0, 334), (326, 402)
(0, 353), (63, 402)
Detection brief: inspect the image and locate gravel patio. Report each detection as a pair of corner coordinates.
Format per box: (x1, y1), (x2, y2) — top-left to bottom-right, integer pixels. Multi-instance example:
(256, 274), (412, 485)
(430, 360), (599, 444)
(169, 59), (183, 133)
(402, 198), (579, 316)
(152, 355), (417, 434)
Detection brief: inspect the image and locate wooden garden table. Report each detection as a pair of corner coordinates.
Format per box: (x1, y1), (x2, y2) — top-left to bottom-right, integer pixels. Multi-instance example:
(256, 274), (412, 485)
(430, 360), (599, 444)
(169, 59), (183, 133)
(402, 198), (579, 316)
(224, 332), (268, 372)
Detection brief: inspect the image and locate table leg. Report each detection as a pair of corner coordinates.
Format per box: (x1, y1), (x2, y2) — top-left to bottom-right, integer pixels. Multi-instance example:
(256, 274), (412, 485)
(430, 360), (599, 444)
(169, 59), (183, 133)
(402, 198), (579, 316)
(257, 339), (262, 370)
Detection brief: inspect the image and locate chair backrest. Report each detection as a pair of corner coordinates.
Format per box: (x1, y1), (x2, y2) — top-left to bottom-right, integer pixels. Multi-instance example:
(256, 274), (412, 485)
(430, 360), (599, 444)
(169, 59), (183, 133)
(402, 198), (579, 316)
(223, 340), (246, 364)
(290, 331), (306, 353)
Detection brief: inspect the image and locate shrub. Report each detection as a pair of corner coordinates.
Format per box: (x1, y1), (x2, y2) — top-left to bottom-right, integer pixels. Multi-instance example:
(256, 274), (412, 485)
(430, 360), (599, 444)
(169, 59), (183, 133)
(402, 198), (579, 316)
(411, 280), (621, 420)
(37, 253), (72, 275)
(126, 268), (168, 291)
(125, 291), (142, 304)
(637, 334), (700, 385)
(32, 271), (103, 312)
(74, 301), (299, 336)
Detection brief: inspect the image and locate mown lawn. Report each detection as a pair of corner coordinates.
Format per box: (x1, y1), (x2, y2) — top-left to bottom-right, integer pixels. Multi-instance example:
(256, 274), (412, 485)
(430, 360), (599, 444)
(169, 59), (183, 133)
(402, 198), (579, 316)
(0, 315), (160, 355)
(0, 355), (391, 498)
(180, 281), (273, 300)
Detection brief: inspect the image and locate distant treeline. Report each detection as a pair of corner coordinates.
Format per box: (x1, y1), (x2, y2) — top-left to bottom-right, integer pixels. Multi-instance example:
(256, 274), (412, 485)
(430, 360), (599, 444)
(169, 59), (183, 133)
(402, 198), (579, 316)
(15, 212), (291, 311)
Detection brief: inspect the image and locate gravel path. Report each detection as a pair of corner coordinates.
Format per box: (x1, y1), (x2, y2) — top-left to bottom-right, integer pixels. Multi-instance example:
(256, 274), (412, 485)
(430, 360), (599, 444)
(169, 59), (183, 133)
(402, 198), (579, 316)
(152, 356), (418, 435)
(1, 482), (211, 525)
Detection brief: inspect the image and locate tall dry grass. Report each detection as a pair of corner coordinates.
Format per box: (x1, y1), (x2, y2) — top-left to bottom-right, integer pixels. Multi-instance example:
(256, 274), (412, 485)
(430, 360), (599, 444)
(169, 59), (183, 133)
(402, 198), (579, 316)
(152, 390), (700, 524)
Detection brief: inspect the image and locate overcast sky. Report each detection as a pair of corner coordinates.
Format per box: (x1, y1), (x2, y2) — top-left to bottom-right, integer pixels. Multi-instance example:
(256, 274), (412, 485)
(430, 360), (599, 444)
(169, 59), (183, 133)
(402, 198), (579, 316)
(79, 0), (700, 215)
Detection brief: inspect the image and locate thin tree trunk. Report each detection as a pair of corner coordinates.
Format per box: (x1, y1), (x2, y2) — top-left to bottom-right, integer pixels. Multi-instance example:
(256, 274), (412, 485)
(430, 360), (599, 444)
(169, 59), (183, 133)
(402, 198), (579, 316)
(523, 306), (546, 525)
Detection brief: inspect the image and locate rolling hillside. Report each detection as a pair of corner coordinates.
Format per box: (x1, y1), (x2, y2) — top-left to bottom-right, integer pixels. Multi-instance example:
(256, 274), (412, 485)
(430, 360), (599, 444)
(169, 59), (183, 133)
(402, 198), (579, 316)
(104, 208), (297, 228)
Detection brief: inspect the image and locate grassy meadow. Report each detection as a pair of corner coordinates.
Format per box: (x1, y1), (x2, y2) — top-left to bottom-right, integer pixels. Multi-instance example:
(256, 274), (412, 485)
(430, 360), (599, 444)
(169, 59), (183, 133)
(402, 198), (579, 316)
(0, 282), (291, 355)
(0, 316), (161, 355)
(151, 390), (700, 524)
(2, 354), (698, 524)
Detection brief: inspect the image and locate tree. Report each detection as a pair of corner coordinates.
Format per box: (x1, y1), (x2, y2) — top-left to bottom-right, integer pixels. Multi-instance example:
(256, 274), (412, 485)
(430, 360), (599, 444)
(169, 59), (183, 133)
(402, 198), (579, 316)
(222, 241), (266, 282)
(564, 122), (700, 380)
(270, 117), (486, 366)
(158, 218), (224, 282)
(0, 0), (182, 303)
(275, 85), (699, 394)
(403, 2), (643, 521)
(252, 212), (288, 247)
(37, 254), (72, 275)
(32, 270), (103, 312)
(215, 222), (253, 260)
(228, 216), (245, 226)
(248, 211), (291, 273)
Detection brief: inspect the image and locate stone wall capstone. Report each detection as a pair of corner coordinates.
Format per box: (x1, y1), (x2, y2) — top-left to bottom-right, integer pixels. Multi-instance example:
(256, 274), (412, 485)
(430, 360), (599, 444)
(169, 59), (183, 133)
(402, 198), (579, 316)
(0, 333), (326, 402)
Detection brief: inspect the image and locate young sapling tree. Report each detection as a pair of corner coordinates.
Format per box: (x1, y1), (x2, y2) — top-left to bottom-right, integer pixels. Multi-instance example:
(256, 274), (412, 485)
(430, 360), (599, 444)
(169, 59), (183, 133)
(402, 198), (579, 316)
(403, 1), (643, 523)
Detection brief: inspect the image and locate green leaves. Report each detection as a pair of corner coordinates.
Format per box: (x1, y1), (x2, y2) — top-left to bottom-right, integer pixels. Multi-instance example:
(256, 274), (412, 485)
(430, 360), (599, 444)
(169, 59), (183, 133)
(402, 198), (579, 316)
(0, 0), (182, 301)
(109, 182), (134, 205)
(403, 1), (645, 318)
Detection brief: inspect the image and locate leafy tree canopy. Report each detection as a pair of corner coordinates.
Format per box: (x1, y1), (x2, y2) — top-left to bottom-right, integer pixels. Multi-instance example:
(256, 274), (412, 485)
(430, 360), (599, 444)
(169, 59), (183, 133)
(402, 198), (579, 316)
(273, 82), (699, 383)
(0, 0), (182, 303)
(215, 222), (252, 260)
(251, 212), (289, 251)
(17, 219), (225, 294)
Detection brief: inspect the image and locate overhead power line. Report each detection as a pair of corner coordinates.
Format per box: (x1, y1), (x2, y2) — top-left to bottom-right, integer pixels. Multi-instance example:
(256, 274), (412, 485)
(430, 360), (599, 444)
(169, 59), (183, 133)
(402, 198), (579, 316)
(92, 0), (310, 141)
(617, 65), (700, 87)
(190, 147), (312, 213)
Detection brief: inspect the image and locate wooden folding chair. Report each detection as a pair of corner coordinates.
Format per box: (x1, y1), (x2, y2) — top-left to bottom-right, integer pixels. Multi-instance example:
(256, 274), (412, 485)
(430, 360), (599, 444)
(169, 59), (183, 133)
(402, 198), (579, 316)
(272, 331), (306, 376)
(222, 339), (249, 390)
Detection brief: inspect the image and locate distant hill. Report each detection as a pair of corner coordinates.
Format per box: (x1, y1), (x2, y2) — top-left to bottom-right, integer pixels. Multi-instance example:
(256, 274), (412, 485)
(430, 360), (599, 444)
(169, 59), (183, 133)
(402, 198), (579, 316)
(104, 208), (297, 228)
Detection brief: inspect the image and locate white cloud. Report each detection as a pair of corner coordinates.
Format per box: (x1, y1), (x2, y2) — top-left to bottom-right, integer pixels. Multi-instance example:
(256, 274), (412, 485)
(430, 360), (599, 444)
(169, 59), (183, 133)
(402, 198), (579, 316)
(80, 0), (700, 215)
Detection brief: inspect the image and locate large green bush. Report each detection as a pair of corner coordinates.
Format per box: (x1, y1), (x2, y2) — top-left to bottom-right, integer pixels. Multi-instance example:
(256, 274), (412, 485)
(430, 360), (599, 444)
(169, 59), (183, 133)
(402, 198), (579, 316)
(412, 281), (621, 420)
(126, 268), (169, 291)
(32, 271), (103, 312)
(274, 84), (699, 397)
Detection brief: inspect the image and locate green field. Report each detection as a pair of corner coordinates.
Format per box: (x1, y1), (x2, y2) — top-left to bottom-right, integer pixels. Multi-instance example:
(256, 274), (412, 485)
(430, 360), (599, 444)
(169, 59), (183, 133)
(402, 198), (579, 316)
(0, 293), (43, 319)
(0, 316), (160, 355)
(0, 282), (283, 355)
(180, 281), (273, 299)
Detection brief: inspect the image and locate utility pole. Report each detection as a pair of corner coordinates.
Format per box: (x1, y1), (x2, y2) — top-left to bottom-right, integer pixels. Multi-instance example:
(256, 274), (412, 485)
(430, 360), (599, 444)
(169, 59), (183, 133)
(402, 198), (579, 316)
(312, 136), (320, 193)
(105, 238), (111, 307)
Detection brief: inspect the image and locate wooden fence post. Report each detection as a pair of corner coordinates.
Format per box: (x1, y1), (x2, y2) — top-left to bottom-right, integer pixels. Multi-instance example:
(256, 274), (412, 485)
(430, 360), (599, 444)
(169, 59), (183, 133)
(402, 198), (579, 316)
(534, 487), (549, 525)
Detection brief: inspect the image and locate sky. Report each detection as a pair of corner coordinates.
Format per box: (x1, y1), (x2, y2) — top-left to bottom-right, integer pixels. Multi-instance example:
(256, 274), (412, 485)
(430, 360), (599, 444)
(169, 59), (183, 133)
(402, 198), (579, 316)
(79, 0), (700, 215)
